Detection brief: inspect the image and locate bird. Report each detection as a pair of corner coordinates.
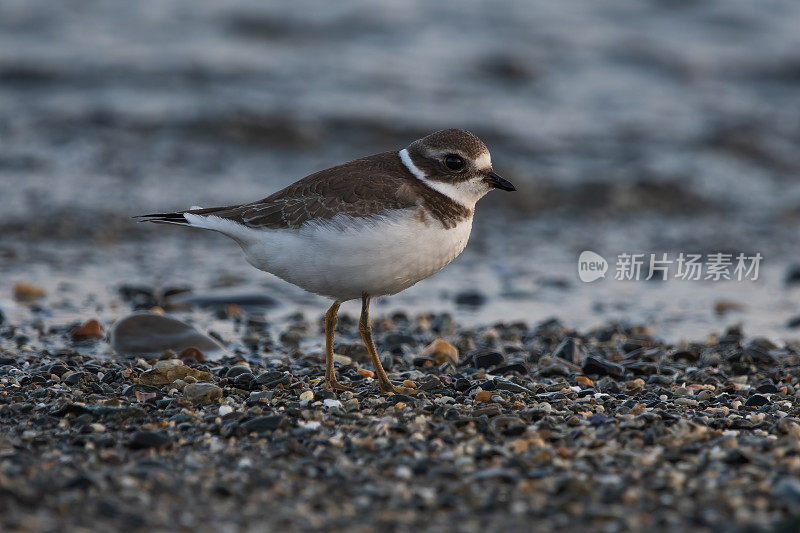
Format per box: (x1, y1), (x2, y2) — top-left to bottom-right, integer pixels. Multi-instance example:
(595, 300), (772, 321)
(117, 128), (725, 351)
(138, 128), (515, 394)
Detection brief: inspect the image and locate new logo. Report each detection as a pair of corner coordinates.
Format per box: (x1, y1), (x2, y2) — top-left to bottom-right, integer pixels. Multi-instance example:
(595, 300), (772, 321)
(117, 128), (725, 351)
(578, 251), (608, 282)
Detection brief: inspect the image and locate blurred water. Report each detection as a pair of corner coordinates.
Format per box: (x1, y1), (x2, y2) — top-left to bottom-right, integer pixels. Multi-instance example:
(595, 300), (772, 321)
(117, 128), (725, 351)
(1, 0), (800, 341)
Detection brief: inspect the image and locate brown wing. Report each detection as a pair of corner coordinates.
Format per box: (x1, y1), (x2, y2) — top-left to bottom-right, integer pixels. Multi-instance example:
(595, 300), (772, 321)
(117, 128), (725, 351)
(138, 152), (421, 229)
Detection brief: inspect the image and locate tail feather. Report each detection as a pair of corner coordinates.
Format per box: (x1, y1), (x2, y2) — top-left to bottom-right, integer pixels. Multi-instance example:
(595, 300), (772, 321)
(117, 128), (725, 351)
(135, 205), (239, 226)
(136, 204), (257, 244)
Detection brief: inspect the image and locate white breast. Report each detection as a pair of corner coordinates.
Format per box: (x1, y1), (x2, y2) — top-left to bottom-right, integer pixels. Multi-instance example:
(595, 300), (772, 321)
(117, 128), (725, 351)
(189, 209), (473, 301)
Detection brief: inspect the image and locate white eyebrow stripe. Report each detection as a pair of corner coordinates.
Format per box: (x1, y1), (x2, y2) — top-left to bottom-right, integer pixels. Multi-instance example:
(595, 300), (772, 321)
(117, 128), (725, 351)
(398, 149), (472, 209)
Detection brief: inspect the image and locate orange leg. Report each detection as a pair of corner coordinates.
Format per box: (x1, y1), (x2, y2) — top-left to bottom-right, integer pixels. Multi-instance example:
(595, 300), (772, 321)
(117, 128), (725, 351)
(324, 301), (351, 391)
(358, 295), (415, 395)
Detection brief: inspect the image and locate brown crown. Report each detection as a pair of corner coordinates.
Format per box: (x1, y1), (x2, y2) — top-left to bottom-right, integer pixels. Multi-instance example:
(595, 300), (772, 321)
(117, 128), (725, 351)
(409, 128), (489, 160)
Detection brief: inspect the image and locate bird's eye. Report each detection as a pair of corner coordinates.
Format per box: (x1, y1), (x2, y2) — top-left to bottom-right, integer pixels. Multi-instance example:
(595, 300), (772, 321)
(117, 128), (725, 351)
(444, 155), (465, 171)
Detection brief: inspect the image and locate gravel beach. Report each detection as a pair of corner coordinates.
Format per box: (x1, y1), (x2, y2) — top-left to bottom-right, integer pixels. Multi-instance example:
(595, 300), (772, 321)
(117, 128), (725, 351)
(2, 286), (800, 532)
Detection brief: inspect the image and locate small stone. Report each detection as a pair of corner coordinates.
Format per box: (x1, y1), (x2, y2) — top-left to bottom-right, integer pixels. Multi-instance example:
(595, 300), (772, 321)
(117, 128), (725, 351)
(154, 359), (183, 370)
(135, 390), (157, 402)
(419, 339), (459, 365)
(71, 319), (104, 342)
(110, 312), (225, 356)
(249, 391), (273, 403)
(474, 390), (493, 403)
(756, 383), (779, 393)
(178, 347), (206, 362)
(552, 337), (579, 362)
(323, 399), (342, 409)
(539, 364), (569, 377)
(582, 355), (624, 378)
(13, 282), (46, 302)
(299, 390), (314, 401)
(492, 363), (528, 375)
(357, 369), (375, 378)
(629, 378), (645, 389)
(745, 394), (769, 407)
(575, 376), (594, 387)
(419, 376), (444, 391)
(256, 371), (291, 389)
(225, 365), (252, 379)
(241, 415), (283, 434)
(493, 380), (530, 394)
(139, 359), (212, 386)
(714, 300), (744, 316)
(454, 291), (486, 307)
(696, 390), (714, 401)
(470, 350), (505, 369)
(332, 354), (352, 365)
(785, 264), (800, 286)
(233, 373), (256, 391)
(218, 405), (234, 416)
(183, 383), (223, 405)
(402, 380), (417, 389)
(587, 414), (609, 426)
(128, 431), (170, 449)
(674, 397), (698, 407)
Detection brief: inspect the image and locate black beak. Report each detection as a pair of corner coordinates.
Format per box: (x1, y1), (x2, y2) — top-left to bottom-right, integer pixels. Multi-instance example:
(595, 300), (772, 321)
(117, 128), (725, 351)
(485, 171), (516, 191)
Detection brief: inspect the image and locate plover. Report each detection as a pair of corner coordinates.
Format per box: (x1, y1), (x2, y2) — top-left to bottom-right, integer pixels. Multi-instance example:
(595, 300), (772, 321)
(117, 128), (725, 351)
(139, 129), (515, 394)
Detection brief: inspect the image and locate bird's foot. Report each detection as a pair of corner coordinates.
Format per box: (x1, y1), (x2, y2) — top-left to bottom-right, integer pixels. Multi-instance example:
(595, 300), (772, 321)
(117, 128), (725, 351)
(325, 378), (352, 392)
(379, 382), (417, 396)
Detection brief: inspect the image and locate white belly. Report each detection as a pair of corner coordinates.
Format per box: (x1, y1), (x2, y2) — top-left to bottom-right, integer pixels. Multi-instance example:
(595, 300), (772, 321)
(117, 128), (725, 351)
(231, 209), (473, 300)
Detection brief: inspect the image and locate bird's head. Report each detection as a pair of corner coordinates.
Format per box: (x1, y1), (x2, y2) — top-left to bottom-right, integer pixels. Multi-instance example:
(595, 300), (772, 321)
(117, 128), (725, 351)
(399, 128), (515, 208)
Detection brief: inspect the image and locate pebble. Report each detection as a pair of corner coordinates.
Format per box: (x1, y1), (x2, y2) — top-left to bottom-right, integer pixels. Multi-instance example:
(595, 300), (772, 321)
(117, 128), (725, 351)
(183, 383), (223, 404)
(493, 380), (531, 394)
(178, 347), (206, 362)
(12, 282), (46, 302)
(470, 349), (505, 369)
(299, 390), (314, 401)
(139, 360), (213, 386)
(332, 354), (352, 365)
(110, 312), (225, 356)
(454, 290), (486, 307)
(474, 390), (493, 402)
(419, 339), (459, 365)
(241, 415), (283, 434)
(745, 394), (770, 407)
(629, 378), (645, 389)
(696, 389), (714, 401)
(552, 337), (579, 362)
(225, 365), (252, 378)
(582, 355), (625, 378)
(128, 431), (170, 449)
(71, 319), (104, 341)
